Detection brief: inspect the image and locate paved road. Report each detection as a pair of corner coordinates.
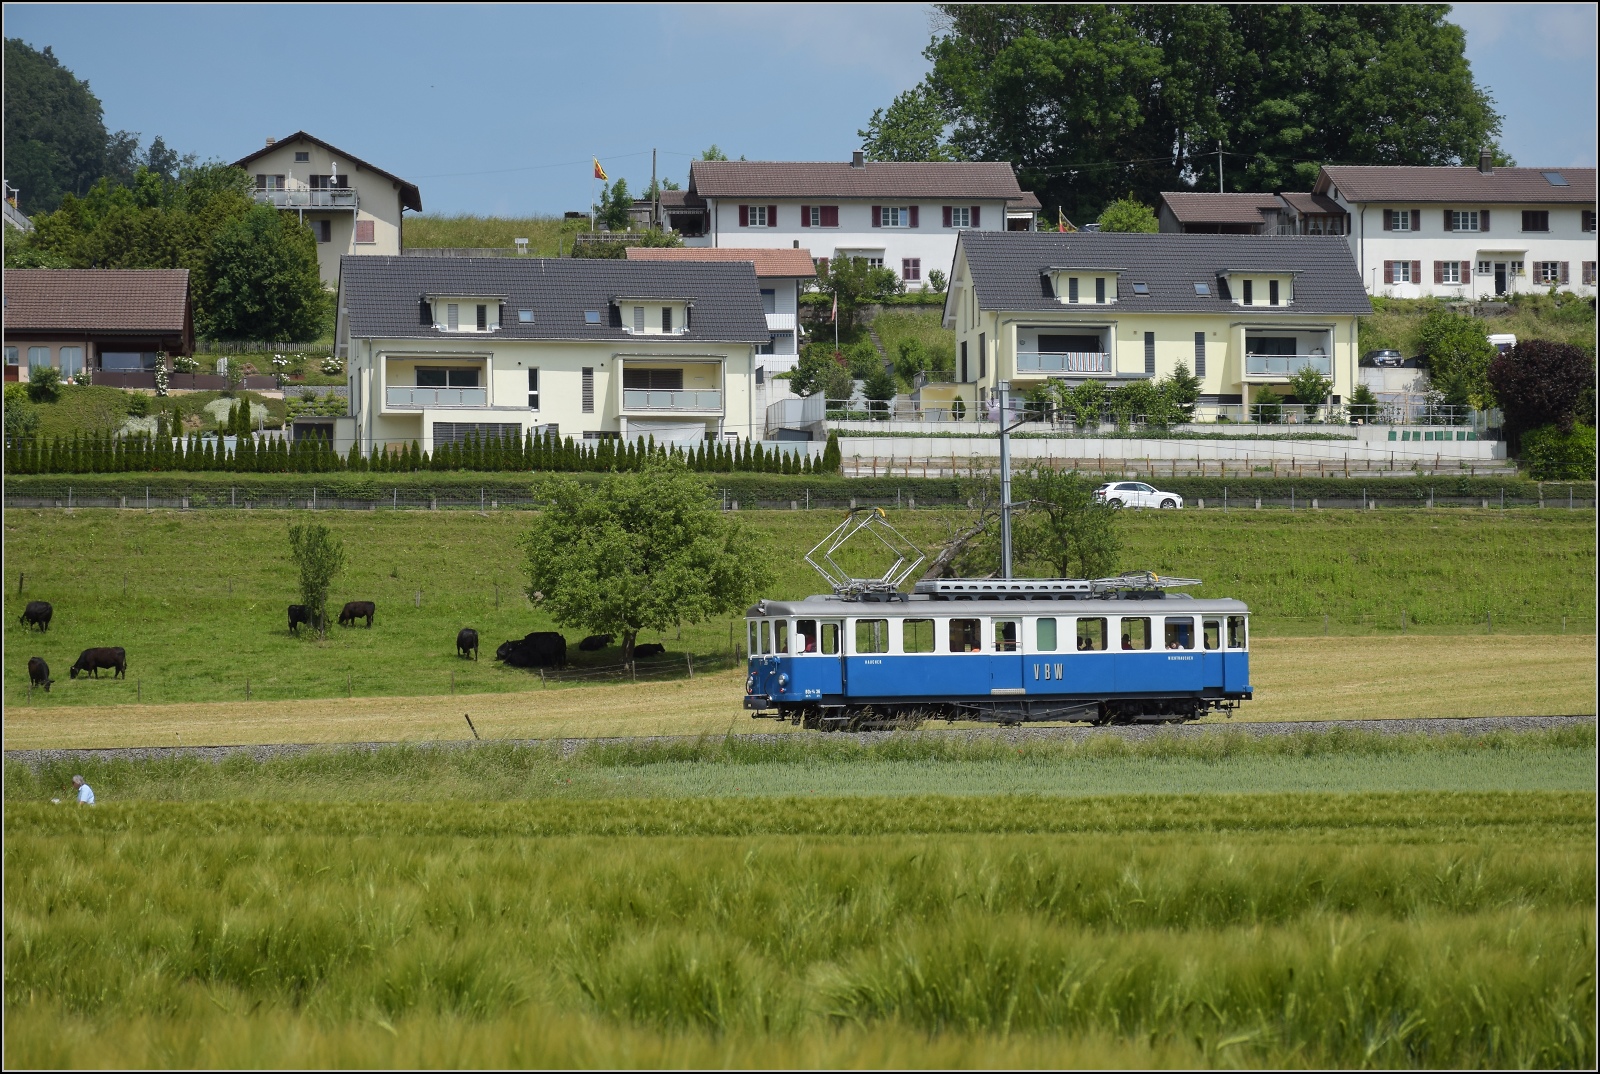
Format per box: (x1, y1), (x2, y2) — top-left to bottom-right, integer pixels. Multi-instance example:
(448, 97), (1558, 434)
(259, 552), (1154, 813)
(5, 714), (1591, 767)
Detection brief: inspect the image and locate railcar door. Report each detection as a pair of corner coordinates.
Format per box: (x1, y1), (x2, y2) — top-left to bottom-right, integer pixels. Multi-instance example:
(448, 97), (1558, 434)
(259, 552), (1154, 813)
(791, 617), (844, 701)
(989, 616), (1023, 695)
(846, 616), (894, 699)
(1200, 617), (1224, 692)
(1159, 615), (1203, 694)
(1224, 615), (1251, 695)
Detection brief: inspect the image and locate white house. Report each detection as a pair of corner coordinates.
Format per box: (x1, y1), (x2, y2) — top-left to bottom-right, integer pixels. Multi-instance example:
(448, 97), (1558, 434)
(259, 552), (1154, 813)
(669, 153), (1039, 288)
(233, 132), (423, 289)
(1315, 153), (1596, 298)
(335, 256), (769, 456)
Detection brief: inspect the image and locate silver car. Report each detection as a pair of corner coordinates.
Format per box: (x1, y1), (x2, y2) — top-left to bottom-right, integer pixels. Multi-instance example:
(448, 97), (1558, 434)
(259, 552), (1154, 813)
(1093, 481), (1183, 509)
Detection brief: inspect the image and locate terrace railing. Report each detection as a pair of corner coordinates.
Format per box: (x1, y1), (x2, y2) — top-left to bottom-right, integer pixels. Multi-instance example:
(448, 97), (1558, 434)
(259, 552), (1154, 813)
(622, 388), (722, 411)
(252, 188), (359, 211)
(386, 386), (487, 408)
(1016, 351), (1113, 374)
(1245, 353), (1334, 376)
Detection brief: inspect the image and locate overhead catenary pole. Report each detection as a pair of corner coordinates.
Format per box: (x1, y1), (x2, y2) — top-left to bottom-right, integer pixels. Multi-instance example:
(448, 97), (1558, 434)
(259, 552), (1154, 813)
(652, 147), (659, 228)
(998, 379), (1013, 579)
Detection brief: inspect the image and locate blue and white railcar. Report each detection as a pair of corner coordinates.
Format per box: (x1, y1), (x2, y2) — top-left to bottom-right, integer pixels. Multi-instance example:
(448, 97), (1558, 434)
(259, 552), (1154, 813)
(743, 580), (1252, 729)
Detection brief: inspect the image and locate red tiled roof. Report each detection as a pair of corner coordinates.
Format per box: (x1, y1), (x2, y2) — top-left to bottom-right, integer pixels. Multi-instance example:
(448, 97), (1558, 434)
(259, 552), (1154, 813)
(1316, 165), (1596, 204)
(1012, 190), (1042, 211)
(625, 246), (816, 278)
(1160, 192), (1283, 225)
(3, 269), (190, 332)
(689, 160), (1028, 201)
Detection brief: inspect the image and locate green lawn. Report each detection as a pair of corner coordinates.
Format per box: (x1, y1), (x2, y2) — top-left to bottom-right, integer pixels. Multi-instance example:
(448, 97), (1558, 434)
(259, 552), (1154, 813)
(404, 214), (586, 256)
(1360, 292), (1596, 356)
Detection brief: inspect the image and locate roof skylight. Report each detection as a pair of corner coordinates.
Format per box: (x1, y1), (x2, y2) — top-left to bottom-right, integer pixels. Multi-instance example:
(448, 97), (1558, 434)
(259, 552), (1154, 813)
(1193, 282), (1211, 296)
(518, 309), (534, 322)
(1541, 171), (1569, 186)
(584, 310), (601, 324)
(1131, 282), (1149, 295)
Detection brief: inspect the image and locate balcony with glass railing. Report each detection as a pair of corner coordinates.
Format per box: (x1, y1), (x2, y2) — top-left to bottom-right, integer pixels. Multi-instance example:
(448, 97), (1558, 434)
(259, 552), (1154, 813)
(386, 386), (487, 408)
(1244, 353), (1333, 377)
(622, 389), (723, 412)
(1015, 351), (1113, 375)
(252, 186), (360, 211)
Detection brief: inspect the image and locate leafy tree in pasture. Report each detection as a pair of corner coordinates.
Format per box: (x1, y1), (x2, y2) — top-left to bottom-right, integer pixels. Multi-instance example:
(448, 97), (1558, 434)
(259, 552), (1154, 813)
(1414, 308), (1495, 410)
(859, 86), (962, 162)
(287, 521), (346, 639)
(522, 460), (766, 665)
(1095, 194), (1159, 233)
(1014, 468), (1123, 579)
(1487, 340), (1595, 451)
(198, 205), (330, 341)
(1288, 364), (1334, 422)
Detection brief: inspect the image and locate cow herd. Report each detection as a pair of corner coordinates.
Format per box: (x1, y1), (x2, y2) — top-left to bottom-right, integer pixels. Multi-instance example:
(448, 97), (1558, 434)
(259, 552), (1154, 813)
(20, 601), (128, 693)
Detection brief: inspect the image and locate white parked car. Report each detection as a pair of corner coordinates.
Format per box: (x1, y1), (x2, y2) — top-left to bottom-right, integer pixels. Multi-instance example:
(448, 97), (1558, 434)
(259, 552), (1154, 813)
(1093, 481), (1183, 509)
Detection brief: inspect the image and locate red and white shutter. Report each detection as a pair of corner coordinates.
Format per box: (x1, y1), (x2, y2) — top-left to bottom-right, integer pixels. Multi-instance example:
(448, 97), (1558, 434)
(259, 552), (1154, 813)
(1480, 209), (1490, 232)
(1410, 210), (1421, 231)
(908, 205), (919, 228)
(942, 206), (952, 228)
(1433, 261), (1444, 284)
(821, 206), (838, 227)
(970, 205), (981, 227)
(1443, 210), (1454, 231)
(1461, 261), (1471, 283)
(768, 205), (778, 228)
(800, 205), (810, 228)
(1411, 260), (1421, 283)
(1383, 260), (1394, 284)
(870, 206), (881, 228)
(1383, 210), (1393, 230)
(739, 204), (749, 227)
(1559, 262), (1570, 285)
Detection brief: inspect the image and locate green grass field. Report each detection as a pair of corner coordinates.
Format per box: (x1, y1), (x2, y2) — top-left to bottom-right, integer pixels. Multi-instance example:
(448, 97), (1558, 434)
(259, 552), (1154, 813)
(3, 508), (1592, 710)
(403, 215), (584, 256)
(1360, 293), (1597, 357)
(6, 746), (1594, 1067)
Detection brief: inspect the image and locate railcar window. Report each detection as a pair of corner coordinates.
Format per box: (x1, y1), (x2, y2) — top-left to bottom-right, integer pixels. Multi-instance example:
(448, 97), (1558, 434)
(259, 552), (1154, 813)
(1165, 617), (1195, 650)
(1036, 617), (1057, 652)
(854, 619), (889, 654)
(1227, 615), (1248, 649)
(1120, 617), (1152, 651)
(903, 618), (936, 653)
(747, 621), (758, 656)
(773, 620), (789, 655)
(1203, 619), (1221, 651)
(820, 621), (841, 655)
(993, 619), (1020, 652)
(1076, 617), (1107, 651)
(796, 619), (818, 653)
(759, 620), (771, 655)
(949, 618), (982, 653)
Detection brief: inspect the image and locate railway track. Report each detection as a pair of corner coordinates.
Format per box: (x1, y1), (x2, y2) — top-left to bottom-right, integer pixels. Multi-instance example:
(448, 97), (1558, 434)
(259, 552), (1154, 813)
(4, 714), (1591, 768)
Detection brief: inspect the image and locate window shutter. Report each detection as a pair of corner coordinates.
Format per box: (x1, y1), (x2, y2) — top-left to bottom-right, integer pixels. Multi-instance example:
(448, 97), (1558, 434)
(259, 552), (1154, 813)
(800, 205), (810, 228)
(1443, 210), (1454, 231)
(1559, 261), (1570, 285)
(768, 205), (777, 227)
(1383, 210), (1393, 230)
(909, 205), (919, 228)
(739, 204), (749, 227)
(1383, 261), (1393, 284)
(1433, 261), (1444, 284)
(942, 206), (952, 228)
(1411, 210), (1421, 231)
(1480, 209), (1490, 233)
(1461, 260), (1471, 284)
(871, 206), (881, 228)
(970, 205), (981, 227)
(1411, 261), (1421, 283)
(355, 220), (375, 244)
(821, 205), (838, 227)
(1194, 332), (1206, 378)
(1143, 332), (1155, 375)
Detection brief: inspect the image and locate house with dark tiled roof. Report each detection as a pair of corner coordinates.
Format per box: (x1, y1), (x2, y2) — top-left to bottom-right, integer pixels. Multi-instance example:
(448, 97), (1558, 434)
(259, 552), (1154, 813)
(625, 246), (814, 368)
(233, 132), (422, 289)
(1315, 151), (1597, 297)
(673, 152), (1039, 290)
(1158, 192), (1348, 237)
(336, 255), (770, 455)
(940, 231), (1370, 417)
(3, 269), (192, 385)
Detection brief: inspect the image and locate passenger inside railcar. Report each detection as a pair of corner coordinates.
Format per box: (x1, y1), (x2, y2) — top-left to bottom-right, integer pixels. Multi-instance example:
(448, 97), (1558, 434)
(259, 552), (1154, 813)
(950, 618), (981, 653)
(1078, 617), (1107, 651)
(994, 620), (1018, 652)
(797, 620), (817, 652)
(1164, 617), (1194, 650)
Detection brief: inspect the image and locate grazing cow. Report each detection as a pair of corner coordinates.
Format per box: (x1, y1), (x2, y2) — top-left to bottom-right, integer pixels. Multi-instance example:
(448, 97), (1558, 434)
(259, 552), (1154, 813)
(578, 633), (614, 652)
(495, 631), (567, 669)
(457, 627), (479, 660)
(634, 643), (666, 659)
(70, 647), (127, 680)
(288, 604), (315, 634)
(28, 656), (53, 692)
(20, 601), (53, 632)
(338, 601), (376, 628)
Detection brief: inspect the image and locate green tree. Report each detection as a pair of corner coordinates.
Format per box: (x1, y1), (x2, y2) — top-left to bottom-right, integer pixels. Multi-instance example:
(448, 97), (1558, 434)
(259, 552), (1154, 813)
(927, 268), (948, 293)
(521, 460), (766, 665)
(862, 364), (899, 417)
(816, 256), (900, 333)
(1014, 468), (1122, 579)
(821, 431), (842, 473)
(4, 383), (40, 437)
(784, 343), (852, 399)
(699, 145), (730, 161)
(1160, 360), (1201, 421)
(1487, 340), (1595, 450)
(1062, 379), (1106, 427)
(596, 177), (632, 232)
(287, 521), (347, 639)
(1287, 364), (1334, 422)
(198, 205), (330, 340)
(1520, 424), (1596, 480)
(858, 86), (961, 162)
(3, 39), (109, 214)
(26, 366), (62, 403)
(1096, 194), (1158, 232)
(1347, 382), (1381, 424)
(1251, 385), (1283, 424)
(1414, 308), (1494, 410)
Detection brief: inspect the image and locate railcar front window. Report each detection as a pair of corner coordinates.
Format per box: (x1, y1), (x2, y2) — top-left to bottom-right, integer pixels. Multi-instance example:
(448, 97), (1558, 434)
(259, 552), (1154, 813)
(1120, 617), (1152, 651)
(760, 620), (771, 655)
(903, 618), (936, 654)
(1165, 617), (1195, 650)
(1036, 617), (1057, 652)
(1203, 619), (1221, 651)
(1076, 617), (1107, 651)
(747, 621), (758, 656)
(796, 619), (818, 653)
(820, 621), (841, 655)
(993, 619), (1020, 652)
(855, 619), (889, 655)
(773, 620), (788, 655)
(1227, 615), (1248, 649)
(949, 618), (982, 653)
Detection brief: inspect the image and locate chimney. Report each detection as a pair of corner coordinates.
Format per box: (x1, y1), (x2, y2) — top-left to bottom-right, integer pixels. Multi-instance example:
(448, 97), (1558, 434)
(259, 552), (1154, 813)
(851, 150), (865, 169)
(1478, 147), (1492, 174)
(266, 137), (277, 148)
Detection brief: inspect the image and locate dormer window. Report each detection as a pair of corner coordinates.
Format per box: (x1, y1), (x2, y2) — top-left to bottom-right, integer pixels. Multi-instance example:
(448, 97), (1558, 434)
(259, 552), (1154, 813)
(431, 296), (502, 332)
(1224, 274), (1292, 306)
(617, 300), (690, 335)
(1050, 269), (1117, 305)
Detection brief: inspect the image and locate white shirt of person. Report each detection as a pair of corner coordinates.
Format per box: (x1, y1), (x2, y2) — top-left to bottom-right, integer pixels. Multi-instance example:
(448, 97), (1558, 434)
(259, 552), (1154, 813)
(77, 783), (95, 805)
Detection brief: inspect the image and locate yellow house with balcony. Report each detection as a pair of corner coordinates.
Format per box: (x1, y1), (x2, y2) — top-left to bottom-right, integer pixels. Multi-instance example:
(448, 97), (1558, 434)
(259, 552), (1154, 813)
(941, 231), (1372, 418)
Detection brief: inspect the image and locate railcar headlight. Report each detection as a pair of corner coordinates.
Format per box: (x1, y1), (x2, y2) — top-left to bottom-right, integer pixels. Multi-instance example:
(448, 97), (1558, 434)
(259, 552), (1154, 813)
(777, 674), (790, 692)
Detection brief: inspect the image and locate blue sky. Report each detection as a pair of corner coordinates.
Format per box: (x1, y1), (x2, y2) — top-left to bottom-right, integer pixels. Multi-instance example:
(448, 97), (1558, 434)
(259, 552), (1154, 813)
(5, 3), (1594, 216)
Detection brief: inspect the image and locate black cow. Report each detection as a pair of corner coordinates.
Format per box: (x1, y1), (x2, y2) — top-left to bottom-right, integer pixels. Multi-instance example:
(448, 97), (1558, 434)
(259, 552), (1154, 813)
(20, 601), (52, 632)
(70, 647), (126, 680)
(496, 631), (566, 669)
(338, 601), (375, 628)
(288, 604), (316, 634)
(578, 633), (614, 652)
(28, 656), (53, 692)
(634, 643), (666, 659)
(457, 627), (479, 660)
